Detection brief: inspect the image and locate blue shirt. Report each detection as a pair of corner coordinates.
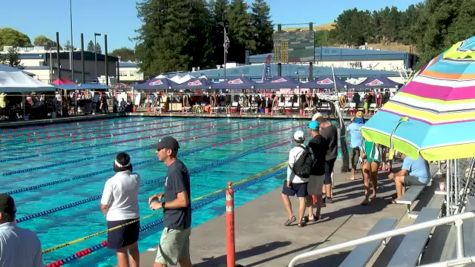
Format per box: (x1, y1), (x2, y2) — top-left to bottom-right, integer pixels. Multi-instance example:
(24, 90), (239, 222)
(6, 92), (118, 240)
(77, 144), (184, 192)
(163, 159), (191, 229)
(347, 122), (363, 148)
(402, 156), (430, 184)
(0, 222), (43, 267)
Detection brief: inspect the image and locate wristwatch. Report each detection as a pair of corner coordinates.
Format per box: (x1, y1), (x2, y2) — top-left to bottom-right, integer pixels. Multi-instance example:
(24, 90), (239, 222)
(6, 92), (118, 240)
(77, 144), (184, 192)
(161, 202), (166, 209)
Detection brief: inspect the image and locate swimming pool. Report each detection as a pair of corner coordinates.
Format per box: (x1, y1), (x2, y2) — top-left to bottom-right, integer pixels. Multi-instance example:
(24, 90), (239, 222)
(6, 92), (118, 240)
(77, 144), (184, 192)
(0, 117), (305, 266)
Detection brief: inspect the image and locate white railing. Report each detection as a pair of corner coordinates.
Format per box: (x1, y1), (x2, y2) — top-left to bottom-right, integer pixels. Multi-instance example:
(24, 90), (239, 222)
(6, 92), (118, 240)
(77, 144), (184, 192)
(288, 211), (475, 267)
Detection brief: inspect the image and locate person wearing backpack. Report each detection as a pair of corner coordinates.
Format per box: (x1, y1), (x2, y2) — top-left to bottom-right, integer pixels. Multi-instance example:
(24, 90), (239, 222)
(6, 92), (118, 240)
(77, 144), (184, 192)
(307, 121), (327, 221)
(281, 130), (309, 227)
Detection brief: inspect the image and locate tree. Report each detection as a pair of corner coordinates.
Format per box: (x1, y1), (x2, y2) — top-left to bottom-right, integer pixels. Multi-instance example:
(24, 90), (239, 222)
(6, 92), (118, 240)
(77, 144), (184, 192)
(136, 0), (213, 75)
(33, 35), (57, 49)
(111, 47), (136, 62)
(0, 28), (31, 49)
(315, 30), (333, 46)
(250, 0), (273, 55)
(0, 47), (21, 67)
(332, 9), (372, 46)
(64, 40), (74, 50)
(87, 40), (95, 52)
(227, 0), (255, 63)
(95, 43), (102, 54)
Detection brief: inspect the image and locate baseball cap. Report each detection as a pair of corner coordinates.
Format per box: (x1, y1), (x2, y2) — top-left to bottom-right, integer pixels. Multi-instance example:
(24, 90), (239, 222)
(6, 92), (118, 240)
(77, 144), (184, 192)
(312, 112), (323, 121)
(0, 194), (15, 216)
(293, 130), (305, 142)
(156, 136), (180, 151)
(308, 121), (320, 130)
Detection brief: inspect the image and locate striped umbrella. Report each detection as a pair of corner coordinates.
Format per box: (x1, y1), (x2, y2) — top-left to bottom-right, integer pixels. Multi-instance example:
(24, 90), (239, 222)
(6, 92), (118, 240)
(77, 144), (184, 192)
(361, 36), (475, 161)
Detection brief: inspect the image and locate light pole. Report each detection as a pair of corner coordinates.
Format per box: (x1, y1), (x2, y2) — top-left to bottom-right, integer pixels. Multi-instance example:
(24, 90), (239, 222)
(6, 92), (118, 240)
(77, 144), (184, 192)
(94, 33), (101, 81)
(69, 0), (74, 81)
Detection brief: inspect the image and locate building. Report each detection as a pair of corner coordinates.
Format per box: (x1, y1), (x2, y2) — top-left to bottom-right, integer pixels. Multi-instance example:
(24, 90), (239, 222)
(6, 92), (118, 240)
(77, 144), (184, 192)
(0, 46), (119, 84)
(249, 46), (414, 72)
(118, 61), (144, 83)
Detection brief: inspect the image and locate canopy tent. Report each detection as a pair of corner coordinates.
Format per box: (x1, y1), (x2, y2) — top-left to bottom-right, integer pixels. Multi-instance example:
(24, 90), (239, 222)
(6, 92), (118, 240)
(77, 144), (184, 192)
(211, 77), (255, 90)
(52, 78), (75, 85)
(54, 83), (109, 91)
(172, 78), (213, 90)
(169, 74), (195, 84)
(301, 76), (350, 89)
(361, 35), (475, 161)
(134, 77), (177, 90)
(354, 75), (402, 90)
(0, 64), (55, 93)
(254, 76), (299, 89)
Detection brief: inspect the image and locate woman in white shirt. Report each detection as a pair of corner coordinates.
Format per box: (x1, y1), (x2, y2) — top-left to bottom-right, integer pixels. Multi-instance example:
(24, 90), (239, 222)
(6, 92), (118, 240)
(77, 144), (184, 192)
(100, 152), (140, 267)
(281, 130), (309, 227)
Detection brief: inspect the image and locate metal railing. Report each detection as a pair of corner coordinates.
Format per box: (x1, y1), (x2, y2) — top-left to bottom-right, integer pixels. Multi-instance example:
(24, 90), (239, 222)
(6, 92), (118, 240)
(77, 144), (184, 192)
(288, 211), (475, 267)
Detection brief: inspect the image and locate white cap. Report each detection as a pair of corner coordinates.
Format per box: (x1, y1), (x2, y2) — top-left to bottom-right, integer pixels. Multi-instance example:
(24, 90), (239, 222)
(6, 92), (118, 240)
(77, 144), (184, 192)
(312, 112), (323, 121)
(293, 130), (305, 142)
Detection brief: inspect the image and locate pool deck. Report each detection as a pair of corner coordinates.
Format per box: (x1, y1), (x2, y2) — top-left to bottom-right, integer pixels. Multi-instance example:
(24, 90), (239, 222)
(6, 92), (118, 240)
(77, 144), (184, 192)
(138, 161), (413, 267)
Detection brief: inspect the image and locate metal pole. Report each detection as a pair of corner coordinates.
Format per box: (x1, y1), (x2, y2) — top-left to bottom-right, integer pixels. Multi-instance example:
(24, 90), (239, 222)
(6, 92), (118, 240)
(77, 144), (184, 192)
(94, 33), (101, 81)
(447, 160), (451, 216)
(80, 33), (85, 83)
(455, 159), (459, 212)
(69, 0), (74, 81)
(56, 32), (61, 79)
(49, 48), (53, 83)
(455, 219), (465, 259)
(104, 34), (109, 86)
(223, 25), (230, 80)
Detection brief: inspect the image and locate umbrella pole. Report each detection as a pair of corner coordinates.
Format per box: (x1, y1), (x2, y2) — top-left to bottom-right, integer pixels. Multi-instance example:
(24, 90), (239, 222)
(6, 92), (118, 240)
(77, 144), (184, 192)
(454, 159), (459, 213)
(447, 160), (451, 216)
(331, 65), (349, 172)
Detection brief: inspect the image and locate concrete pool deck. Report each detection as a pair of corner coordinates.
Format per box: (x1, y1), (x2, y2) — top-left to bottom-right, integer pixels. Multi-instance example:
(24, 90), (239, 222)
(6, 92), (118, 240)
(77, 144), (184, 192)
(137, 161), (414, 267)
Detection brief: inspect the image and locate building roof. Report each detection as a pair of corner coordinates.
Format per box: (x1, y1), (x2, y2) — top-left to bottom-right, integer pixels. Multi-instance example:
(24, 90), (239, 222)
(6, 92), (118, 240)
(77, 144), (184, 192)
(181, 63), (400, 80)
(248, 46), (411, 64)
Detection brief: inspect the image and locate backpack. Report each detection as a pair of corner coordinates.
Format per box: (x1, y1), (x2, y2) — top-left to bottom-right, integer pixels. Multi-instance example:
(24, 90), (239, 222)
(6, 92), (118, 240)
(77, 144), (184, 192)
(290, 145), (315, 178)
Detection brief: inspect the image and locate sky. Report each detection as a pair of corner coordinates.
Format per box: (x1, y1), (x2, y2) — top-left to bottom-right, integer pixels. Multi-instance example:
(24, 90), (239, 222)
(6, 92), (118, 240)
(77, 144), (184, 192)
(0, 0), (423, 51)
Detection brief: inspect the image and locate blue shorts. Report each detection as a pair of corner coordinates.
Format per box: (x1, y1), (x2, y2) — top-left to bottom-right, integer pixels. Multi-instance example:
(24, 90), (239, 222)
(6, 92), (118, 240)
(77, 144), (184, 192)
(107, 218), (140, 249)
(282, 181), (308, 197)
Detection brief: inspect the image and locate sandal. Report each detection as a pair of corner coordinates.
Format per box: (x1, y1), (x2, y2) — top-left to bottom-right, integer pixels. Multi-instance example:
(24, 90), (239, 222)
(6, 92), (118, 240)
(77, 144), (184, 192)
(284, 216), (296, 226)
(309, 213), (320, 222)
(360, 199), (370, 206)
(298, 220), (306, 227)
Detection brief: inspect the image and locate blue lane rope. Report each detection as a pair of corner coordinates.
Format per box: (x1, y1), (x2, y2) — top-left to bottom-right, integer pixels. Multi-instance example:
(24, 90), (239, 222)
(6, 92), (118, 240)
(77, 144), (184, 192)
(16, 139), (290, 223)
(2, 121), (294, 193)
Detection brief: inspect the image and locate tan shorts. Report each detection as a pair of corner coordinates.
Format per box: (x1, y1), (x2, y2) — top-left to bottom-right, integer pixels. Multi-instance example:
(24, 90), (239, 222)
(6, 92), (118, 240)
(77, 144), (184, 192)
(155, 227), (191, 265)
(307, 175), (324, 195)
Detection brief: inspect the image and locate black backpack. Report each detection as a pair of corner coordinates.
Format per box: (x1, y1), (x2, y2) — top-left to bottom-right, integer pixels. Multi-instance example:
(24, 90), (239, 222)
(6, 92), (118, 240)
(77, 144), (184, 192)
(290, 145), (315, 178)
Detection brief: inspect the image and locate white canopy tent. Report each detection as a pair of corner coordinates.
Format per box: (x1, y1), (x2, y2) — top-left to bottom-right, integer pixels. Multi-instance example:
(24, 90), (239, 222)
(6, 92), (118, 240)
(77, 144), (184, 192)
(0, 64), (55, 93)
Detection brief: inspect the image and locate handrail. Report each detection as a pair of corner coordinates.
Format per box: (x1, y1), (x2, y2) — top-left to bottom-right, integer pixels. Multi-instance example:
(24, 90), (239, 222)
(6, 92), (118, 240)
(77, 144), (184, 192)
(288, 211), (475, 267)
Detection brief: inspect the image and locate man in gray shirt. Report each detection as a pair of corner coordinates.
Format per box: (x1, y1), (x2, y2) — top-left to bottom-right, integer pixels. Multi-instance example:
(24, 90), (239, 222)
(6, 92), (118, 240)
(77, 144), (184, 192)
(0, 194), (43, 267)
(149, 136), (192, 267)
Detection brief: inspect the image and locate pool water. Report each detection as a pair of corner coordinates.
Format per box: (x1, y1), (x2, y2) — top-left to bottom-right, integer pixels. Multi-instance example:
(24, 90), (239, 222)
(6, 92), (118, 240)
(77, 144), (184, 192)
(0, 117), (306, 266)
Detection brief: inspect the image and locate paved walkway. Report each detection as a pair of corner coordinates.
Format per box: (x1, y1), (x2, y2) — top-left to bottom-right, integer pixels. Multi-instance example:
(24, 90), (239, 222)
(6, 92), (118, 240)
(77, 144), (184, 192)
(138, 162), (409, 266)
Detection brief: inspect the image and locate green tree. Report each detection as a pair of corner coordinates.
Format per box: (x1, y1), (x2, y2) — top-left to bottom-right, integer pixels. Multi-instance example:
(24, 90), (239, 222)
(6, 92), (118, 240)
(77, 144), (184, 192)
(95, 43), (102, 54)
(447, 0), (475, 45)
(136, 0), (213, 75)
(413, 0), (463, 67)
(0, 47), (21, 67)
(315, 30), (333, 46)
(111, 47), (136, 62)
(64, 40), (74, 50)
(332, 9), (372, 46)
(33, 35), (57, 49)
(0, 28), (31, 49)
(87, 40), (95, 52)
(227, 0), (255, 63)
(250, 0), (273, 55)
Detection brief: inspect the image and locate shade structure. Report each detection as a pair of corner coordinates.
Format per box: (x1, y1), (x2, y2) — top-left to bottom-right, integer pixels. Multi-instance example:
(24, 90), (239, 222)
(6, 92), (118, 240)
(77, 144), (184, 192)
(301, 76), (350, 89)
(172, 78), (213, 90)
(134, 77), (177, 90)
(211, 77), (255, 90)
(0, 64), (55, 93)
(52, 78), (75, 85)
(361, 35), (475, 161)
(355, 75), (402, 90)
(254, 76), (299, 89)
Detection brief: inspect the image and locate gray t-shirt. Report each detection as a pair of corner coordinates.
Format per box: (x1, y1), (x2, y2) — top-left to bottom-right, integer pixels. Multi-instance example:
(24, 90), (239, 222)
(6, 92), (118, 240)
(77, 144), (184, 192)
(320, 124), (338, 161)
(163, 159), (191, 229)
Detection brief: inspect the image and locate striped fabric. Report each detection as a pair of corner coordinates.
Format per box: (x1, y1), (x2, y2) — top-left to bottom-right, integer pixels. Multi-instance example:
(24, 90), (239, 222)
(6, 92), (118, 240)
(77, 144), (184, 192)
(361, 36), (475, 161)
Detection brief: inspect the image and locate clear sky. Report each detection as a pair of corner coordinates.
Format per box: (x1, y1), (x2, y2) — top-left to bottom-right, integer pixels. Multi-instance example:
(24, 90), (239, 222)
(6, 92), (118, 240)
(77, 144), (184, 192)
(0, 0), (423, 51)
